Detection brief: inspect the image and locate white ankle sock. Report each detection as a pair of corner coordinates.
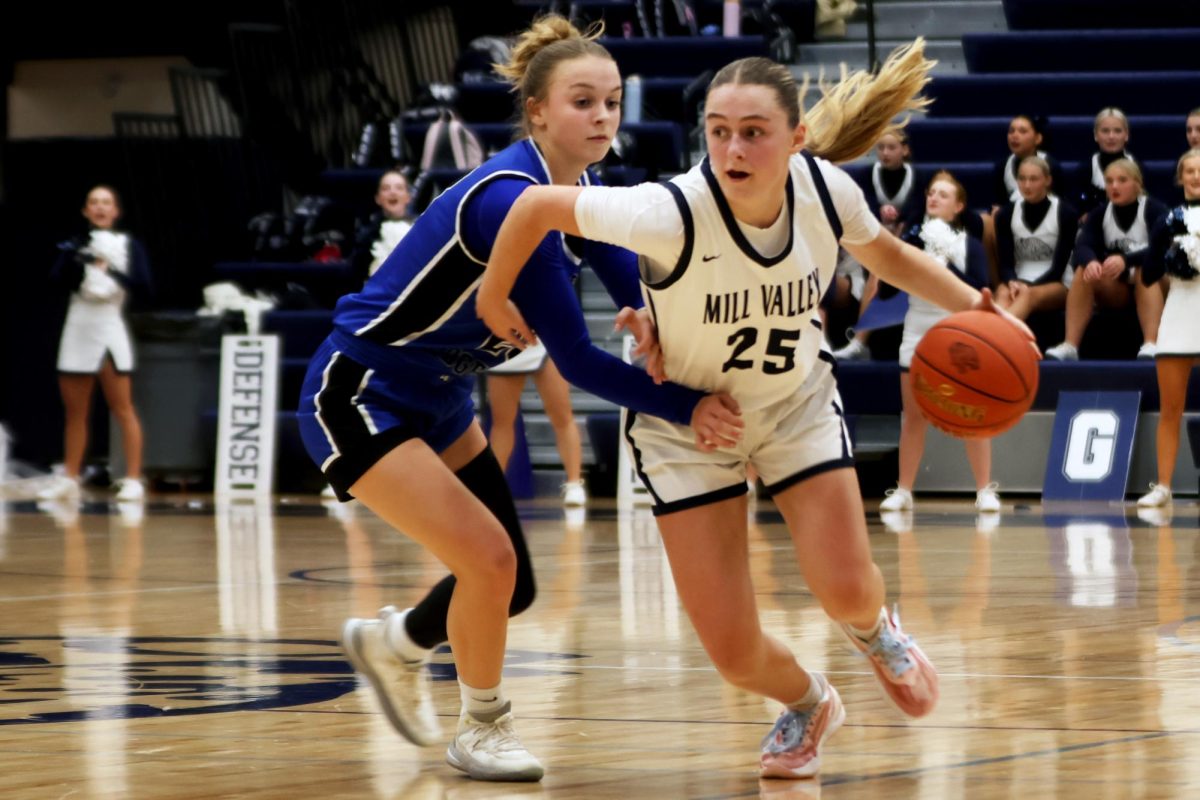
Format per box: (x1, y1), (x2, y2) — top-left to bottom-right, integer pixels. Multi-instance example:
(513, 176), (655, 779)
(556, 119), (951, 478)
(787, 670), (825, 710)
(846, 608), (886, 642)
(384, 609), (431, 663)
(460, 680), (507, 718)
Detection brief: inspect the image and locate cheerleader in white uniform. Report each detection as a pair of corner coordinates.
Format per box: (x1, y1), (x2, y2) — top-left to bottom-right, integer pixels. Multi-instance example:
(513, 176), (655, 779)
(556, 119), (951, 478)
(1045, 159), (1168, 361)
(1136, 149), (1200, 508)
(878, 171), (997, 514)
(40, 185), (152, 502)
(995, 156), (1079, 320)
(991, 114), (1064, 210)
(833, 130), (922, 361)
(1074, 108), (1137, 215)
(352, 169), (415, 281)
(478, 43), (1035, 777)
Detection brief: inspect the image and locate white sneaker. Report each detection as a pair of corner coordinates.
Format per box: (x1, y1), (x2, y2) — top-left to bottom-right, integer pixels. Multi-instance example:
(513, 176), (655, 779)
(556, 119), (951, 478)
(832, 338), (869, 361)
(1137, 482), (1172, 508)
(1045, 342), (1079, 361)
(114, 477), (146, 501)
(341, 608), (442, 746)
(446, 702), (544, 782)
(36, 474), (80, 501)
(975, 482), (1001, 513)
(561, 480), (587, 507)
(879, 486), (913, 512)
(1137, 342), (1158, 360)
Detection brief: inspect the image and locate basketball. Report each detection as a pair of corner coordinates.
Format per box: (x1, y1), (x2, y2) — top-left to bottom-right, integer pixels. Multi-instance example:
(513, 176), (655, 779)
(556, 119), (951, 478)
(910, 310), (1039, 438)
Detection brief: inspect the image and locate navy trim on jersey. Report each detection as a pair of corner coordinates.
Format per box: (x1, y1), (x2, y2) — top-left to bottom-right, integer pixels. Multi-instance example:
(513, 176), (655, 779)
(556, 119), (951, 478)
(652, 481), (749, 517)
(643, 181), (696, 290)
(817, 348), (838, 378)
(355, 170), (536, 346)
(699, 157), (796, 267)
(623, 410), (666, 507)
(458, 171), (538, 264)
(802, 151), (844, 241)
(764, 455), (855, 496)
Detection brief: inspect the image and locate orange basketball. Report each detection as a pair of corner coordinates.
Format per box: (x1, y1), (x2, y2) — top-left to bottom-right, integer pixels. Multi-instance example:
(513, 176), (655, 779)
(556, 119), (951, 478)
(909, 310), (1039, 438)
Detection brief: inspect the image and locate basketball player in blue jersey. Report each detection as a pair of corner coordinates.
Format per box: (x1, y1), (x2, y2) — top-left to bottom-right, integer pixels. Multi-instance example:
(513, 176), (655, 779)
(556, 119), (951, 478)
(478, 42), (1035, 778)
(296, 16), (741, 782)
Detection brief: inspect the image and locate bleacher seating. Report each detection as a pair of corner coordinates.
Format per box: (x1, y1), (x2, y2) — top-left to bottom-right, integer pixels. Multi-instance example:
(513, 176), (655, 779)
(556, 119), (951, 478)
(603, 35), (767, 77)
(963, 29), (1200, 73)
(927, 72), (1200, 118)
(1002, 0), (1200, 30)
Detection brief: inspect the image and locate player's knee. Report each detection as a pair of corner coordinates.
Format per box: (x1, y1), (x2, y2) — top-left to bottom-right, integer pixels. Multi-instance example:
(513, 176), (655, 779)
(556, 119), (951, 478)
(469, 536), (518, 596)
(819, 573), (876, 620)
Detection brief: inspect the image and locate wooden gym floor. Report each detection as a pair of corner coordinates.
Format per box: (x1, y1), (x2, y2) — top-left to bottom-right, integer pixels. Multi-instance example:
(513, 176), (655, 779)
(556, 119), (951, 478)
(0, 492), (1197, 798)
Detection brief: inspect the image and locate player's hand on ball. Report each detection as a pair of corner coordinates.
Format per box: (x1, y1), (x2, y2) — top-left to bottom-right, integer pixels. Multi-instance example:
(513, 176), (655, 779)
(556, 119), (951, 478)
(614, 307), (665, 384)
(971, 287), (1040, 359)
(477, 296), (537, 350)
(692, 393), (743, 452)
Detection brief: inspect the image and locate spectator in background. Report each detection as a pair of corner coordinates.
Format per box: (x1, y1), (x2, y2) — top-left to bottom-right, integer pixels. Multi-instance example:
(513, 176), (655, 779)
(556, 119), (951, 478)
(879, 171), (998, 514)
(1135, 148), (1200, 509)
(834, 130), (921, 361)
(995, 156), (1078, 321)
(487, 345), (587, 507)
(38, 185), (152, 503)
(1186, 108), (1200, 150)
(352, 169), (415, 282)
(1075, 108), (1136, 213)
(1045, 159), (1168, 361)
(992, 114), (1065, 210)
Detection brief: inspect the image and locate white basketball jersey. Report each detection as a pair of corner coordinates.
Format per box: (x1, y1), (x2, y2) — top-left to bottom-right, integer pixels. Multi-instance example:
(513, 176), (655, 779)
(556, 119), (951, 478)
(1011, 196), (1060, 282)
(640, 153), (841, 412)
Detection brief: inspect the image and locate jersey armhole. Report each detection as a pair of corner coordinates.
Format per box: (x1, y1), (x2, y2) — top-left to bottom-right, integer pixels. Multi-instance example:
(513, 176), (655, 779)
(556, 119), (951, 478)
(642, 181), (695, 291)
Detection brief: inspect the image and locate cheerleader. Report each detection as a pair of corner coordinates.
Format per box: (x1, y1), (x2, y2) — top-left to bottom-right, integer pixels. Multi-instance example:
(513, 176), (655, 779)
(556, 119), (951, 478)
(351, 169), (415, 281)
(833, 130), (921, 360)
(1187, 107), (1200, 150)
(1135, 148), (1200, 508)
(995, 156), (1079, 321)
(478, 42), (1035, 777)
(991, 114), (1065, 210)
(1045, 159), (1168, 361)
(38, 185), (152, 503)
(1074, 108), (1136, 214)
(878, 171), (998, 514)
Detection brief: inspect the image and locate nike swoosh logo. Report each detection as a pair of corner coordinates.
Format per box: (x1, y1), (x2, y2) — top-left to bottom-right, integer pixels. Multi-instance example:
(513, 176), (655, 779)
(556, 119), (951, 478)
(702, 254), (720, 262)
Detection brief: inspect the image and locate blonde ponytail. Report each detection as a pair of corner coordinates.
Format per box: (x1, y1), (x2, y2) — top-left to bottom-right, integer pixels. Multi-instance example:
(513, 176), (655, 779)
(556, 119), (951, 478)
(493, 14), (611, 135)
(803, 39), (936, 164)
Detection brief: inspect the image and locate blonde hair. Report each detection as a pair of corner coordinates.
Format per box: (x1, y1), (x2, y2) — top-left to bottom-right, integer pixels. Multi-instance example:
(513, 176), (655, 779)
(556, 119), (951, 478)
(707, 39), (935, 165)
(493, 14), (611, 136)
(1018, 155), (1052, 180)
(1094, 107), (1129, 134)
(1176, 147), (1200, 185)
(1103, 158), (1144, 193)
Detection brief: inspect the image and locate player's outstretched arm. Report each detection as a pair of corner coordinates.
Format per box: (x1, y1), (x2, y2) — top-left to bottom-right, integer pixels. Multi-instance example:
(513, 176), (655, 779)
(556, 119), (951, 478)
(477, 185), (584, 348)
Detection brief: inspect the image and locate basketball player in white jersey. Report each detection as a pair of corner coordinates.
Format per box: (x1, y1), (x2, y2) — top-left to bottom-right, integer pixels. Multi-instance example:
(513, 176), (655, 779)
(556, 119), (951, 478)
(477, 42), (1035, 778)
